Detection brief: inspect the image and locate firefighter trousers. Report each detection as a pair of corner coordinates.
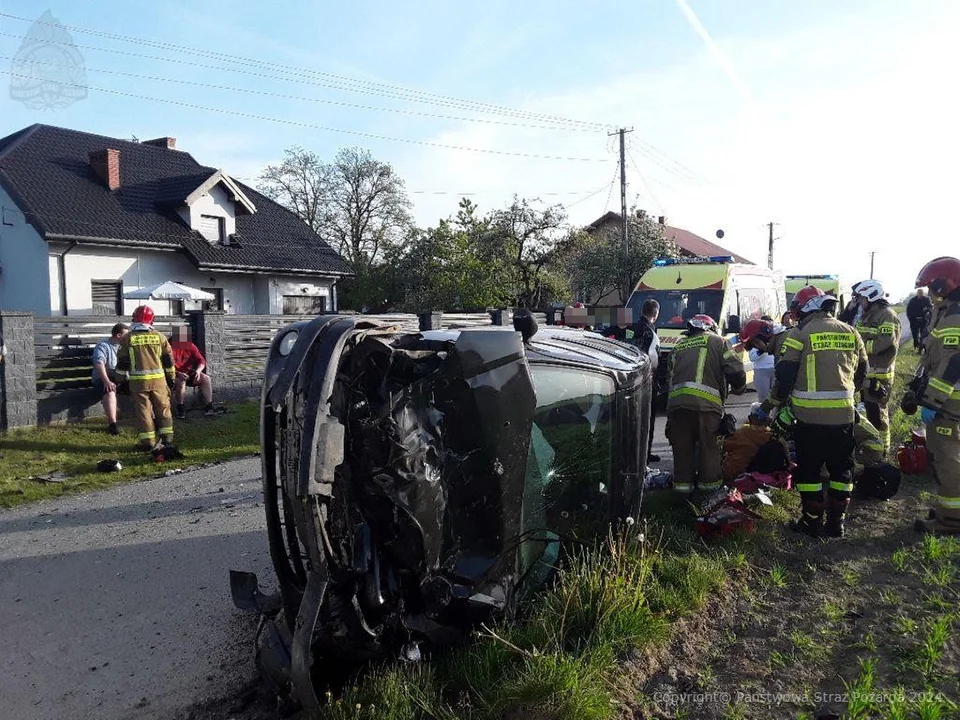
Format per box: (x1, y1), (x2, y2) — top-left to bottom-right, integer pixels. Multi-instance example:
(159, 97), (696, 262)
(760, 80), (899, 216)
(863, 391), (891, 454)
(928, 417), (960, 529)
(132, 383), (174, 447)
(665, 408), (722, 493)
(793, 422), (856, 503)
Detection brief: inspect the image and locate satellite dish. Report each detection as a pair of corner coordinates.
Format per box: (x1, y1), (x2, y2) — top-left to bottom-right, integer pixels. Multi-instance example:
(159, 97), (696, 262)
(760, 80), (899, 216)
(716, 229), (725, 239)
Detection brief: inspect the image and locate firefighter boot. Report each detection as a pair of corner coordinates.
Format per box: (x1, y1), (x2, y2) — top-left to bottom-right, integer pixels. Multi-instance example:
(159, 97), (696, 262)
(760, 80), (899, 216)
(824, 497), (850, 538)
(789, 498), (824, 537)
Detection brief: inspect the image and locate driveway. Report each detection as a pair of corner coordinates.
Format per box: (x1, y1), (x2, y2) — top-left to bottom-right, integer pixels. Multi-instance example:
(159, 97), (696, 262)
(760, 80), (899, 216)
(0, 457), (272, 720)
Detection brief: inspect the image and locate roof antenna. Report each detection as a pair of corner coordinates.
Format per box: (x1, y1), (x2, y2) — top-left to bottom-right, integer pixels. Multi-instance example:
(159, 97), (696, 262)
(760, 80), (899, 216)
(131, 135), (139, 143)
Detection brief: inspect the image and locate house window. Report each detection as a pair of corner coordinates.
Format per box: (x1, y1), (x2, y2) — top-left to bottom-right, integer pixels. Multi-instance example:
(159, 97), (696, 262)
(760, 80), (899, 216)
(283, 295), (327, 315)
(91, 280), (123, 316)
(201, 287), (224, 311)
(199, 214), (225, 243)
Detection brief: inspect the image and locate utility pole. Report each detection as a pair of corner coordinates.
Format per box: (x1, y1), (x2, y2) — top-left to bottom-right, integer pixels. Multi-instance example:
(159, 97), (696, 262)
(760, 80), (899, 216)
(767, 221), (778, 269)
(869, 251), (876, 279)
(609, 128), (633, 255)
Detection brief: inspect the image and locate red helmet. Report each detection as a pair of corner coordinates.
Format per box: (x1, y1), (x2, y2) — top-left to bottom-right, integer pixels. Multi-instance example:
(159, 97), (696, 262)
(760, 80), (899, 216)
(916, 256), (960, 298)
(790, 285), (832, 314)
(687, 314), (717, 332)
(739, 318), (774, 344)
(132, 305), (155, 325)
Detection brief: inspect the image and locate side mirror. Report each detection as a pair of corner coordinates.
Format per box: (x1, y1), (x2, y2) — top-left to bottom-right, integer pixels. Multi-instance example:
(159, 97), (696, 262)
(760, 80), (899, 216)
(726, 314), (742, 334)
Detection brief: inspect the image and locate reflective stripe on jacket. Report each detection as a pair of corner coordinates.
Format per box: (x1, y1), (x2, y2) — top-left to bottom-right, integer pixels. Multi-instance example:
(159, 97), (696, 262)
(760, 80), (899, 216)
(921, 300), (960, 419)
(855, 301), (901, 384)
(779, 312), (867, 425)
(116, 328), (175, 389)
(668, 330), (745, 413)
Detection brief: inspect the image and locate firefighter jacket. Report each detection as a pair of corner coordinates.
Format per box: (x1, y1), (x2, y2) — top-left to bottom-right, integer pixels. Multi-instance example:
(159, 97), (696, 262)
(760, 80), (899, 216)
(769, 311), (867, 425)
(921, 299), (960, 420)
(116, 324), (176, 390)
(855, 300), (901, 387)
(667, 329), (746, 414)
(854, 408), (885, 467)
(759, 327), (797, 414)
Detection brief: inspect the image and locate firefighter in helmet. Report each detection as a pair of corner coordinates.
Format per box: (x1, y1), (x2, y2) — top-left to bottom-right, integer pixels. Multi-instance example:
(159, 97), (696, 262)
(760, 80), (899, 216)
(116, 305), (176, 449)
(738, 318), (795, 409)
(666, 314), (746, 497)
(765, 286), (868, 537)
(904, 256), (960, 535)
(851, 278), (901, 454)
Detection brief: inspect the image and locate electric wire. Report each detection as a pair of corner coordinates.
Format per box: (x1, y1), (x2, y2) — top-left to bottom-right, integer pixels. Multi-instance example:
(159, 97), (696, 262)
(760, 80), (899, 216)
(626, 148), (665, 216)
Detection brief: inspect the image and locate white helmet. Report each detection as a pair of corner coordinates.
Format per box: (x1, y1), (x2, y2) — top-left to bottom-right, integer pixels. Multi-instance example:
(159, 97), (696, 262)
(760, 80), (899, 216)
(853, 279), (885, 303)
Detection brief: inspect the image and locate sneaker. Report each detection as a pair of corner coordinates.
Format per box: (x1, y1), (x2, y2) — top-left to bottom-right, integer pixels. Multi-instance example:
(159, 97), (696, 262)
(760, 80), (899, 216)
(175, 405), (186, 420)
(203, 404), (217, 416)
(648, 453), (661, 463)
(108, 422), (120, 436)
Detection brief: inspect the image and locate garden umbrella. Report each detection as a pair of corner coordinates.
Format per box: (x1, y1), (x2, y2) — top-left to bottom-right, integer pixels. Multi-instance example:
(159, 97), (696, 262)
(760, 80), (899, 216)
(124, 281), (215, 301)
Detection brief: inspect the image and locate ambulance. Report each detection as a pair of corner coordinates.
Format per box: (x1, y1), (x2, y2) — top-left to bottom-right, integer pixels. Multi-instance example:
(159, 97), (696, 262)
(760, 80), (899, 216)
(785, 275), (848, 311)
(625, 256), (786, 393)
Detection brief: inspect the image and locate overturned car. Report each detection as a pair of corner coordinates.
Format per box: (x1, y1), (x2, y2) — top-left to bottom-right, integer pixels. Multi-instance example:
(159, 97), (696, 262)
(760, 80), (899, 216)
(231, 313), (652, 710)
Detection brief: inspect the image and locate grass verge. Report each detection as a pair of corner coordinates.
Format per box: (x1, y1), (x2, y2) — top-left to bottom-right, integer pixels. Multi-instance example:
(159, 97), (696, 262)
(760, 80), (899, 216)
(0, 401), (260, 507)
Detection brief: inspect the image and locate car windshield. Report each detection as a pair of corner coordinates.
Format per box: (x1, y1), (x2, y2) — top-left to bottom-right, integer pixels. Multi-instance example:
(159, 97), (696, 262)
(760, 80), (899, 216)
(627, 289), (724, 330)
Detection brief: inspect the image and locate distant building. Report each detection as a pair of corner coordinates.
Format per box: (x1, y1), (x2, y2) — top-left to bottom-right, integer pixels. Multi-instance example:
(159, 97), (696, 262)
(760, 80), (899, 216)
(583, 211), (753, 306)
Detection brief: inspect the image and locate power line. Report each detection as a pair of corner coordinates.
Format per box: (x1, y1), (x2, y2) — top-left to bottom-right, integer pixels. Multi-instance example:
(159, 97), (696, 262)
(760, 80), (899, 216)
(604, 160), (620, 213)
(561, 181), (615, 211)
(0, 13), (612, 132)
(3, 70), (611, 162)
(0, 42), (602, 135)
(626, 148), (665, 216)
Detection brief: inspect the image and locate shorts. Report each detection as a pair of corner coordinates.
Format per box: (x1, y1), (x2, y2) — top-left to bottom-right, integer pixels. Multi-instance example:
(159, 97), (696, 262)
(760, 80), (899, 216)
(93, 371), (129, 397)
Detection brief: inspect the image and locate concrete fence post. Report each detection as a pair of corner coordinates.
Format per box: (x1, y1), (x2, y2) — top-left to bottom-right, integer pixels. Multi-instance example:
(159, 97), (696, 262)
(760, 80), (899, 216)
(0, 311), (38, 430)
(490, 308), (513, 326)
(418, 312), (442, 331)
(190, 311), (227, 397)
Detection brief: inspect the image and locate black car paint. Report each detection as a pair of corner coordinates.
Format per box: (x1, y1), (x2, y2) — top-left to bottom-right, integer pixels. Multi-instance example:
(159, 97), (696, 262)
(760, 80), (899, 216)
(232, 315), (652, 710)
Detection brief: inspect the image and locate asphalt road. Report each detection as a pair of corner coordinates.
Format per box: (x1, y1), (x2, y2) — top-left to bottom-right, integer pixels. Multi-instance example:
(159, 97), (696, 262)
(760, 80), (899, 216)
(0, 457), (273, 720)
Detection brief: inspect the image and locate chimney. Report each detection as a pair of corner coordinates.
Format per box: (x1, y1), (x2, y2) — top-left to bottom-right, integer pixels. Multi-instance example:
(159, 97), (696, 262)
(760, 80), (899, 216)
(89, 149), (120, 191)
(658, 215), (666, 225)
(143, 137), (177, 150)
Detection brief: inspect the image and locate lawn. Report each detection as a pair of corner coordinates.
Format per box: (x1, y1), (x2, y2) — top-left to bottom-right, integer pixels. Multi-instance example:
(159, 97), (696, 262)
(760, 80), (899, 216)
(0, 400), (260, 507)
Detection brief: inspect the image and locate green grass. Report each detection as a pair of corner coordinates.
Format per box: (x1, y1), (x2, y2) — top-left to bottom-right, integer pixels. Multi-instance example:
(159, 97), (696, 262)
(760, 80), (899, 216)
(888, 345), (922, 453)
(0, 401), (260, 507)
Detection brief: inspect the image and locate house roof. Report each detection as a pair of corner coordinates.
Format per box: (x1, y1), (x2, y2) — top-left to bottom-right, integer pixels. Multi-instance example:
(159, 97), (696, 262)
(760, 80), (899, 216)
(586, 211), (753, 264)
(0, 124), (354, 277)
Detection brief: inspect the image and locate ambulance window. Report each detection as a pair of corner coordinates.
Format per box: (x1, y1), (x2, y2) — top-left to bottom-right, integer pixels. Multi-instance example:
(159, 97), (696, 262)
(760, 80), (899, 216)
(737, 289), (765, 321)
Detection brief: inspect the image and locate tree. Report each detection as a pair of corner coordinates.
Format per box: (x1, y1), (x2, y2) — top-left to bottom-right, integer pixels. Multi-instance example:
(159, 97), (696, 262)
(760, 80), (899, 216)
(258, 146), (415, 310)
(569, 209), (679, 305)
(487, 196), (572, 308)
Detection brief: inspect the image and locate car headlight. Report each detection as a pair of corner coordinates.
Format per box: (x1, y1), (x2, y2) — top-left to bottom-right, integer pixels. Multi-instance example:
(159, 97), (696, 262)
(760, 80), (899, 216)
(278, 331), (299, 357)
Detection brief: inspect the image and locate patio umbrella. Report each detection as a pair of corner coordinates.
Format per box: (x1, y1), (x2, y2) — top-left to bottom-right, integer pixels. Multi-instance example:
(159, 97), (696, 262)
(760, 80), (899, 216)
(124, 281), (215, 301)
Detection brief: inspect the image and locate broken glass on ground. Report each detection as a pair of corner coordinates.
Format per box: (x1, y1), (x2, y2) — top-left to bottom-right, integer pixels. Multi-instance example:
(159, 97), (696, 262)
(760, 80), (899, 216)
(231, 314), (653, 712)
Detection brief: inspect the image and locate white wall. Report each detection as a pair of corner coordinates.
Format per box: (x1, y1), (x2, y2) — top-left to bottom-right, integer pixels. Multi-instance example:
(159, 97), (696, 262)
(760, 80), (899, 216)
(0, 185), (52, 314)
(53, 244), (257, 316)
(177, 183), (237, 241)
(265, 275), (335, 315)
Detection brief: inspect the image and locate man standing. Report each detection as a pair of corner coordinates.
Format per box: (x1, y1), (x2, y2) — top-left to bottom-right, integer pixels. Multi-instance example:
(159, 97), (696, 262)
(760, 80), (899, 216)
(852, 279), (901, 454)
(767, 286), (867, 538)
(170, 325), (215, 419)
(116, 305), (176, 450)
(633, 299), (661, 463)
(91, 322), (129, 435)
(907, 288), (934, 350)
(666, 314), (746, 497)
(905, 256), (960, 535)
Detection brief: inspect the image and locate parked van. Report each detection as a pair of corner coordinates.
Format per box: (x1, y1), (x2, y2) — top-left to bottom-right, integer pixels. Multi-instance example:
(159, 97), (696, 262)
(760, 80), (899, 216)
(625, 256), (786, 392)
(785, 274), (848, 311)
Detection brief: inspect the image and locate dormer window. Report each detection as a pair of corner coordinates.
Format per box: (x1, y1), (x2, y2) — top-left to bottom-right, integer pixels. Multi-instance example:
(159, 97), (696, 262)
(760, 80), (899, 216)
(199, 214), (226, 244)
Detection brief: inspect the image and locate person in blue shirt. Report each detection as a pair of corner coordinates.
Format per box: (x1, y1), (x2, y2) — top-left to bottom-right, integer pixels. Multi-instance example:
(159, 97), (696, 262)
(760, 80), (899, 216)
(91, 323), (129, 435)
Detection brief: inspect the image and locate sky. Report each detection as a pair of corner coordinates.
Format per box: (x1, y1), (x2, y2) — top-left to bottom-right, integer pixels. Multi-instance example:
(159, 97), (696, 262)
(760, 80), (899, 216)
(1, 0), (957, 300)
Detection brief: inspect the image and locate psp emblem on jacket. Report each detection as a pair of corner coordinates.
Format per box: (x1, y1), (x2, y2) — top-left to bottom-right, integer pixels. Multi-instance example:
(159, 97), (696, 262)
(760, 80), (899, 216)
(10, 10), (87, 111)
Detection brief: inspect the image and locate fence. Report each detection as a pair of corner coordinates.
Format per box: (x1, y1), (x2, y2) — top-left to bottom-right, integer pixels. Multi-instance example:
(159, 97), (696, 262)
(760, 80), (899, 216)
(0, 308), (551, 429)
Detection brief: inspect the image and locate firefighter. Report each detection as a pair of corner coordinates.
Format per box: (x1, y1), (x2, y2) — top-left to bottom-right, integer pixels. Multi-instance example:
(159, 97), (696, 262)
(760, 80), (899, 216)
(766, 286), (868, 537)
(905, 256), (960, 535)
(666, 314), (746, 497)
(852, 279), (901, 454)
(116, 305), (176, 450)
(738, 318), (795, 406)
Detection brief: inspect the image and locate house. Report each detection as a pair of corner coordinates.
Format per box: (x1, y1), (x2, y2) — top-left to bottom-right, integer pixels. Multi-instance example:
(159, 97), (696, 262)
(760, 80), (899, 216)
(586, 210), (753, 264)
(0, 124), (354, 317)
(582, 210), (753, 306)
